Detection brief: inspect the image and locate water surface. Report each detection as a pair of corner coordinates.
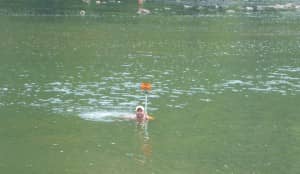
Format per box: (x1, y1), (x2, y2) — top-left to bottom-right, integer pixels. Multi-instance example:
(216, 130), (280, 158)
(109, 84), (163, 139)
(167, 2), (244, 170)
(1, 4), (300, 174)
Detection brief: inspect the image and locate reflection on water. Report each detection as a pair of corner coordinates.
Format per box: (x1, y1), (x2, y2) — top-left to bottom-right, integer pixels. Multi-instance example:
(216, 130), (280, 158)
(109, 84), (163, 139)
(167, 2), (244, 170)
(134, 121), (153, 165)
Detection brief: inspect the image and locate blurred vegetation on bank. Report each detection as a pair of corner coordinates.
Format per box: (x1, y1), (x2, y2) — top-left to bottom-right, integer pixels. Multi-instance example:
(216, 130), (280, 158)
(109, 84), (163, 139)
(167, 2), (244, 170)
(0, 0), (139, 15)
(0, 0), (299, 16)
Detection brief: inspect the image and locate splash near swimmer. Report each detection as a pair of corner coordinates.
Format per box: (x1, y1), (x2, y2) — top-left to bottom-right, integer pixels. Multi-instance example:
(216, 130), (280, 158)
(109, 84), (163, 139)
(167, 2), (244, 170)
(79, 111), (132, 122)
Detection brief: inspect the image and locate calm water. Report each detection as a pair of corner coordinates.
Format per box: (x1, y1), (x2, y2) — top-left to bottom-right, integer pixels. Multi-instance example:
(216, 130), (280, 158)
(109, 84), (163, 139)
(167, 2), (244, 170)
(1, 3), (300, 174)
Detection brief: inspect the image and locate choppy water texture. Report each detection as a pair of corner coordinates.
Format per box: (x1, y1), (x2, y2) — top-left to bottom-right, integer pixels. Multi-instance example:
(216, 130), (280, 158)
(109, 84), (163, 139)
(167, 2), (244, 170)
(0, 3), (300, 174)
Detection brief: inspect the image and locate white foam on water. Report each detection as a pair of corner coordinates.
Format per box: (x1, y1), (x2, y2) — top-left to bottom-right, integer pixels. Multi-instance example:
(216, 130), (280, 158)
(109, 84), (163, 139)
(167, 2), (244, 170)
(0, 87), (9, 93)
(223, 80), (253, 86)
(278, 66), (300, 72)
(79, 111), (134, 122)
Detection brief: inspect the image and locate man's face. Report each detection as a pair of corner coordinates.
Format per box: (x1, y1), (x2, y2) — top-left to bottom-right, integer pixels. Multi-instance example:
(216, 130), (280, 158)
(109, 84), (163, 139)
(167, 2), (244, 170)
(136, 108), (144, 118)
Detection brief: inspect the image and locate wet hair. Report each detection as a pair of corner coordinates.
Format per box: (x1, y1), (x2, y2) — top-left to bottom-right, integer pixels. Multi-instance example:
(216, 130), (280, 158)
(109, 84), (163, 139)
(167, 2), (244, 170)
(135, 105), (144, 111)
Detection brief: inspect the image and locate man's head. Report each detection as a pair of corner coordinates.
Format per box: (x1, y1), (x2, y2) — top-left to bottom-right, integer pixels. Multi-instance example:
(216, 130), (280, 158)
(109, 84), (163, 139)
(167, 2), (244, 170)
(136, 105), (144, 112)
(135, 105), (145, 119)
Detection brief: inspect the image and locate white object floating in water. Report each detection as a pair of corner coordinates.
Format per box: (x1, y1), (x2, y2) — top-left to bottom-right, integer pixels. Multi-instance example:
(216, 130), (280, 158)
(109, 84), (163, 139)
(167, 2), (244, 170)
(80, 10), (86, 16)
(96, 0), (101, 5)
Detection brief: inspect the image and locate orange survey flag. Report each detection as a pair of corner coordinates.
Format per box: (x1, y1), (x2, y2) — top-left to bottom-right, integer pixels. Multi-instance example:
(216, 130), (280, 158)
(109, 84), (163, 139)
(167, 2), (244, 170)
(140, 82), (152, 91)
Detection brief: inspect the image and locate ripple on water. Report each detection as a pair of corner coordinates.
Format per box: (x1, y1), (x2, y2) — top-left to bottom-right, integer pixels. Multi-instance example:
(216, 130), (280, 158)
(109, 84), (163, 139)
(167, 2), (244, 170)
(213, 65), (300, 95)
(1, 61), (298, 118)
(278, 66), (300, 72)
(20, 79), (154, 116)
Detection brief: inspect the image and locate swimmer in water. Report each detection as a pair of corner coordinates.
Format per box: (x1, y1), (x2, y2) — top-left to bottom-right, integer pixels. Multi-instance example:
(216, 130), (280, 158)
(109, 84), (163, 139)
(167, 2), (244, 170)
(135, 105), (150, 121)
(122, 105), (154, 121)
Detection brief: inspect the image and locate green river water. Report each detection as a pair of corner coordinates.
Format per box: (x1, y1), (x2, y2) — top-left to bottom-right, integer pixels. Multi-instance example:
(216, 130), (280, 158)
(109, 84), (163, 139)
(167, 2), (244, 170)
(0, 2), (300, 174)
